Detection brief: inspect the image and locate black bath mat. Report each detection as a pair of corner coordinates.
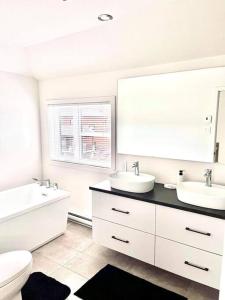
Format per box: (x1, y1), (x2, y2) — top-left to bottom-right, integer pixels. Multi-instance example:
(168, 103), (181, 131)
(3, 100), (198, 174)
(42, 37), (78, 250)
(21, 272), (71, 300)
(75, 265), (187, 300)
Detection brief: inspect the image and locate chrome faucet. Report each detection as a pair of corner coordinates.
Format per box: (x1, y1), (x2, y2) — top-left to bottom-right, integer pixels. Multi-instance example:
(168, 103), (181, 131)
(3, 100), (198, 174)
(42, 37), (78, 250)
(204, 169), (212, 187)
(32, 178), (51, 188)
(51, 182), (59, 190)
(132, 161), (140, 176)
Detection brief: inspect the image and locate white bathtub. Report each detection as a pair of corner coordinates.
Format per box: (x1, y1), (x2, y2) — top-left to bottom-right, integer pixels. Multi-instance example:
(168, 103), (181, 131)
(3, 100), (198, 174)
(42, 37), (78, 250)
(0, 183), (70, 253)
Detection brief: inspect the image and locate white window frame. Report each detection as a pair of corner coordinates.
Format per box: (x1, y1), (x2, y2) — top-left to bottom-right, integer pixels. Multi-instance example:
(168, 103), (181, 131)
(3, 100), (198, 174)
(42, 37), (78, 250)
(46, 96), (116, 172)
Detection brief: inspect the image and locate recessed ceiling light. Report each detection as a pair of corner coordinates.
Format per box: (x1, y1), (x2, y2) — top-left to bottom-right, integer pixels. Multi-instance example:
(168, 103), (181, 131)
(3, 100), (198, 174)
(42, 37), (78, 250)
(98, 14), (113, 22)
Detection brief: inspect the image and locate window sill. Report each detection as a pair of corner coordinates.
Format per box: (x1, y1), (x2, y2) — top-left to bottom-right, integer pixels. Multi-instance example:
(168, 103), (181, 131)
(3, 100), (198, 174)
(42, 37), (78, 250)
(48, 159), (116, 174)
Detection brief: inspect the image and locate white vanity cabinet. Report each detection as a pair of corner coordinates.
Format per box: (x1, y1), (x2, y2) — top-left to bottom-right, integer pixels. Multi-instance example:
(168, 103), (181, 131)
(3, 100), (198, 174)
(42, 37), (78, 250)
(155, 237), (222, 288)
(156, 205), (225, 255)
(92, 191), (155, 264)
(93, 218), (155, 264)
(92, 190), (225, 289)
(155, 206), (224, 289)
(92, 191), (155, 233)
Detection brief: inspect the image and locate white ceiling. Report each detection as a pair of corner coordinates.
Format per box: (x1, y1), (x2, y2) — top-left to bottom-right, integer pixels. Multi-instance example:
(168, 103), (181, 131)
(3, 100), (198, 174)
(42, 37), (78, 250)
(1, 0), (225, 78)
(0, 0), (153, 47)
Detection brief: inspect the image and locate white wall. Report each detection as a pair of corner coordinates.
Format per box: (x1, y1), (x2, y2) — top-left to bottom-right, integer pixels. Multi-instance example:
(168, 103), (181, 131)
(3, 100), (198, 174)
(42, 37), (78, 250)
(0, 72), (41, 190)
(39, 56), (225, 218)
(0, 46), (31, 76)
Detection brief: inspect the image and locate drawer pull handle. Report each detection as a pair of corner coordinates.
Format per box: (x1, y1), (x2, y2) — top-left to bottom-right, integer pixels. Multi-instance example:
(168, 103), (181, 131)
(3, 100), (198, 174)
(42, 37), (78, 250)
(112, 208), (130, 214)
(185, 227), (211, 236)
(184, 261), (209, 272)
(112, 235), (129, 244)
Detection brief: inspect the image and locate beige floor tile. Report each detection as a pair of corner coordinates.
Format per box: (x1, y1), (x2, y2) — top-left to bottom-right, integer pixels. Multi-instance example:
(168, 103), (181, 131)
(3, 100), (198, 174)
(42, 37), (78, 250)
(151, 268), (190, 297)
(50, 266), (88, 299)
(108, 252), (142, 273)
(33, 238), (79, 265)
(67, 294), (81, 300)
(31, 252), (59, 275)
(65, 252), (107, 279)
(84, 242), (120, 261)
(187, 281), (219, 300)
(85, 243), (138, 268)
(67, 222), (92, 239)
(129, 259), (162, 282)
(53, 227), (93, 252)
(67, 221), (74, 228)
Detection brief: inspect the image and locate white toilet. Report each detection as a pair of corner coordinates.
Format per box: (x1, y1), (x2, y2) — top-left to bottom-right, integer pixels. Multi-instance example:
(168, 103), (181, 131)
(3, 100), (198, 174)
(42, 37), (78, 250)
(0, 250), (32, 300)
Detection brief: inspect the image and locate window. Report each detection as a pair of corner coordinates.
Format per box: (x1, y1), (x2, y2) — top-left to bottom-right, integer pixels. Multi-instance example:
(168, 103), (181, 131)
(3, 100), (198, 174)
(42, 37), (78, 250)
(48, 98), (115, 168)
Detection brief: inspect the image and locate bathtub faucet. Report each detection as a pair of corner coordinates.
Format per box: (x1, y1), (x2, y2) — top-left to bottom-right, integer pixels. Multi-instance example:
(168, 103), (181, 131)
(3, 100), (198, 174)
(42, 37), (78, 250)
(51, 183), (58, 190)
(32, 178), (51, 188)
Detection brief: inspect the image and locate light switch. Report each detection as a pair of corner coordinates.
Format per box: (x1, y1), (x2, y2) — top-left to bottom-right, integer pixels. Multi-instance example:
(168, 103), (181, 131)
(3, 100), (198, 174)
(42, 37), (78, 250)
(205, 115), (212, 124)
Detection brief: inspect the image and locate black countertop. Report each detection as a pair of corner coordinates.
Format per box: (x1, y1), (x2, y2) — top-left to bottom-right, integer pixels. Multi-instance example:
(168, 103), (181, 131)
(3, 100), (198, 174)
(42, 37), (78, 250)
(89, 181), (225, 220)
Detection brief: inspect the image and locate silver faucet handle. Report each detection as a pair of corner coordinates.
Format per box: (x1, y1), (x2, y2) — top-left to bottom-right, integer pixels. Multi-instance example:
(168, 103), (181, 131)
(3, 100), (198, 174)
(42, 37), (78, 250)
(51, 182), (58, 190)
(132, 161), (139, 167)
(33, 178), (51, 188)
(204, 169), (212, 176)
(45, 179), (51, 188)
(32, 178), (41, 185)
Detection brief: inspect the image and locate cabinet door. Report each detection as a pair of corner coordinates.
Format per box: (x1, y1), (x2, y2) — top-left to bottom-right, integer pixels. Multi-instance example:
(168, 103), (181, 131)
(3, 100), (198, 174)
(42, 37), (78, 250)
(92, 191), (155, 234)
(156, 205), (225, 255)
(93, 217), (155, 265)
(155, 237), (222, 289)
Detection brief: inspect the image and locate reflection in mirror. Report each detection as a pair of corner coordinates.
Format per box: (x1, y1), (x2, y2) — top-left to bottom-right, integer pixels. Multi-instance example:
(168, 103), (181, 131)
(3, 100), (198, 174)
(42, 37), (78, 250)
(216, 91), (225, 164)
(117, 70), (220, 163)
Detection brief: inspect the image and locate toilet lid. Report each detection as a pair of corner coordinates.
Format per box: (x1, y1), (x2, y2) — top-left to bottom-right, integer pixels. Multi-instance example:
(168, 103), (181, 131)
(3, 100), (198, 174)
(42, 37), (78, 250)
(0, 250), (32, 288)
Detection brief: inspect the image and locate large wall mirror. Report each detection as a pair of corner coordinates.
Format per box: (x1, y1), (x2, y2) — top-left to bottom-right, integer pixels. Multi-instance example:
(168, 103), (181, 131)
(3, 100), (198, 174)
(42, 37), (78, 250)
(216, 90), (225, 164)
(117, 68), (225, 163)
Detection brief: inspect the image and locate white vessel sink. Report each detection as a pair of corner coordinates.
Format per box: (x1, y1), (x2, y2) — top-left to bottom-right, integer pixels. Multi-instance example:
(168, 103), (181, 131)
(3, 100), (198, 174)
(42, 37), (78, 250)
(177, 181), (225, 210)
(109, 171), (155, 193)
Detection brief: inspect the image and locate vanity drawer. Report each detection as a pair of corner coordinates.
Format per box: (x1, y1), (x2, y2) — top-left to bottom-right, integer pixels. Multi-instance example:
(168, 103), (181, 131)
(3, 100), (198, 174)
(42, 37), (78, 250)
(93, 217), (155, 265)
(155, 237), (222, 289)
(92, 191), (155, 234)
(156, 205), (225, 255)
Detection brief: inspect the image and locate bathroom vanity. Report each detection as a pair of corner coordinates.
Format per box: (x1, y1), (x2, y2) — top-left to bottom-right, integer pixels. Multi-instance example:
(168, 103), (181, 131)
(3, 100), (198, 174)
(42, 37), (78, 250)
(90, 181), (225, 289)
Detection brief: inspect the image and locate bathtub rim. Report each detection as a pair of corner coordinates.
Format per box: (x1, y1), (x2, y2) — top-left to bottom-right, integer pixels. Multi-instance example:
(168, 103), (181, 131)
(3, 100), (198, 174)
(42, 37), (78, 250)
(0, 183), (70, 224)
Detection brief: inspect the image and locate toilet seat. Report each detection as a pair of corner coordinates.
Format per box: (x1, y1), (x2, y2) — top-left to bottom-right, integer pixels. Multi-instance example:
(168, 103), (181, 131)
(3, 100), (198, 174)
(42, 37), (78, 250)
(0, 251), (32, 288)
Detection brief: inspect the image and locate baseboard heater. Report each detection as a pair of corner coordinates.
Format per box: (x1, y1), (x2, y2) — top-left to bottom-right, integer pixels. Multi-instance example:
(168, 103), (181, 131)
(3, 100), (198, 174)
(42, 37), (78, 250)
(68, 212), (92, 227)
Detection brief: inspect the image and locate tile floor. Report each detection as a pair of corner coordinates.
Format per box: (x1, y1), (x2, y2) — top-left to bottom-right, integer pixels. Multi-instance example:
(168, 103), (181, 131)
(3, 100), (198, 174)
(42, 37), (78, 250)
(32, 221), (219, 300)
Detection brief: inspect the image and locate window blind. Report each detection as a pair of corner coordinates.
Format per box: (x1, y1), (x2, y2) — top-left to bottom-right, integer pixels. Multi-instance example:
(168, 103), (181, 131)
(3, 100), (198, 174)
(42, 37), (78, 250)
(48, 102), (112, 168)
